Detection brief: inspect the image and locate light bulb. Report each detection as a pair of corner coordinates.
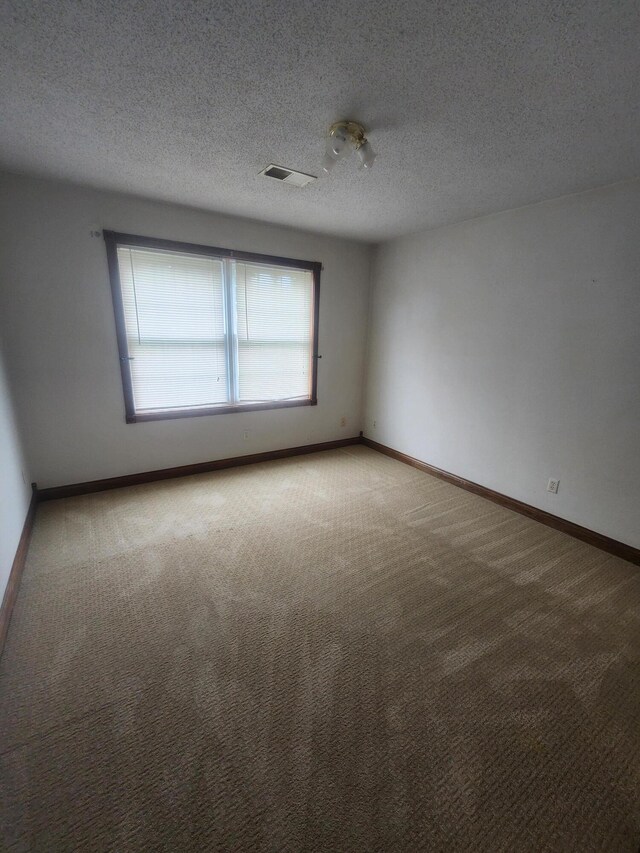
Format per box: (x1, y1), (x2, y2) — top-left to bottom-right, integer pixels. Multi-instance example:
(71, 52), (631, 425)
(322, 152), (337, 173)
(328, 128), (349, 158)
(356, 140), (376, 170)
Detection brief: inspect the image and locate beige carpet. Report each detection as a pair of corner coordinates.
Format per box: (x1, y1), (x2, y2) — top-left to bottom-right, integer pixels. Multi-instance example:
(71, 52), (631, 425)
(1, 445), (639, 852)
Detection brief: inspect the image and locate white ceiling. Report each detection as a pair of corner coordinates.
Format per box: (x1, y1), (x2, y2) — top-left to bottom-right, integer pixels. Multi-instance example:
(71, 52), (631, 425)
(1, 0), (639, 242)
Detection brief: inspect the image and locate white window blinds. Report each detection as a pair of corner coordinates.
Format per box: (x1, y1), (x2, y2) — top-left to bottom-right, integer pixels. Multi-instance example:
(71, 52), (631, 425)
(235, 263), (313, 403)
(111, 237), (317, 420)
(118, 247), (228, 413)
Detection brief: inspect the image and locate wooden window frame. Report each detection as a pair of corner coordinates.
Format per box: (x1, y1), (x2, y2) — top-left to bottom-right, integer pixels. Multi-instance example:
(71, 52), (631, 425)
(104, 230), (321, 424)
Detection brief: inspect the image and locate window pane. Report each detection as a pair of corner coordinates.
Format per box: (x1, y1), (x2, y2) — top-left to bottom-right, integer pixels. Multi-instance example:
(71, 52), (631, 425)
(235, 262), (313, 402)
(129, 342), (228, 411)
(237, 342), (310, 401)
(117, 246), (228, 411)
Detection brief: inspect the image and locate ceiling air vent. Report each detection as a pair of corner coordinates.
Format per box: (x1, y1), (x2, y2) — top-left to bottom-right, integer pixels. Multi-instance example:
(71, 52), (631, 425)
(259, 164), (317, 187)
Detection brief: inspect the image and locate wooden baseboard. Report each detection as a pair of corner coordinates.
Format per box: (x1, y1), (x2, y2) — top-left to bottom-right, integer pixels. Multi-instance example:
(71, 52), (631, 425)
(38, 436), (362, 501)
(0, 486), (38, 656)
(362, 437), (640, 567)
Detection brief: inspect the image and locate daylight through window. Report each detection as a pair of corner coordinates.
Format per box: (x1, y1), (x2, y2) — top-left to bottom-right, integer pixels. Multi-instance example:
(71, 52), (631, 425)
(105, 232), (320, 422)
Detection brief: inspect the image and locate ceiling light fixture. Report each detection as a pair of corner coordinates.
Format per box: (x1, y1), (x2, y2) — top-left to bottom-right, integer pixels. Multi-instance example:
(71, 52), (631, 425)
(322, 120), (376, 173)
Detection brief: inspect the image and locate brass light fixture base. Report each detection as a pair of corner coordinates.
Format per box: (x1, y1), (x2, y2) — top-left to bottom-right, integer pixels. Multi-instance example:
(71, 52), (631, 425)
(323, 119), (376, 172)
(329, 120), (368, 149)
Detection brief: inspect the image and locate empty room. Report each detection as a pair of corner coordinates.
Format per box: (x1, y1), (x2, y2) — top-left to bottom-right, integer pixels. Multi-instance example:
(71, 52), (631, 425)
(1, 1), (639, 850)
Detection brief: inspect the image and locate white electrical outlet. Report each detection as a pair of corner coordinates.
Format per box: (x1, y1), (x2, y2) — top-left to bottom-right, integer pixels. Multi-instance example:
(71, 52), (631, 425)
(373, 420), (377, 429)
(547, 478), (560, 494)
(243, 430), (250, 441)
(340, 415), (347, 427)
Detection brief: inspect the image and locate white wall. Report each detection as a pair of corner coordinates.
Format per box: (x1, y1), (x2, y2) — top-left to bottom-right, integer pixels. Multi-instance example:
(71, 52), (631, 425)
(365, 180), (640, 549)
(0, 172), (371, 488)
(0, 339), (31, 601)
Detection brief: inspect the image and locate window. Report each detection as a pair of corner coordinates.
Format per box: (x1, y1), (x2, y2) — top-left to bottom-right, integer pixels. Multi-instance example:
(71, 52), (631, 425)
(104, 232), (320, 423)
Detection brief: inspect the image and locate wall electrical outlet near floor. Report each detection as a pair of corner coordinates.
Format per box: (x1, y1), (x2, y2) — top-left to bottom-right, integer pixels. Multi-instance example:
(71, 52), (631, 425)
(547, 478), (560, 494)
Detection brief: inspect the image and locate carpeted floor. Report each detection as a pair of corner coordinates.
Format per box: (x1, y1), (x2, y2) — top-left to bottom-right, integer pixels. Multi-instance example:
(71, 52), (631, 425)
(1, 445), (639, 852)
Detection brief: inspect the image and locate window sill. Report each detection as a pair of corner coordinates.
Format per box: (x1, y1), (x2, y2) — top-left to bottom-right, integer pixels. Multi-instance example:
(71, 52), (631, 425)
(126, 397), (317, 423)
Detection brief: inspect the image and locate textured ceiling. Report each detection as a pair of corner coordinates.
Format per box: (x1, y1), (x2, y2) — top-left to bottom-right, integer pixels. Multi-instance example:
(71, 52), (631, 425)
(1, 0), (639, 241)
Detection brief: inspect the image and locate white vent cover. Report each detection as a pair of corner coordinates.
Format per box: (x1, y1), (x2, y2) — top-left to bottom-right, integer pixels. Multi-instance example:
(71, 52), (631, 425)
(259, 164), (317, 187)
